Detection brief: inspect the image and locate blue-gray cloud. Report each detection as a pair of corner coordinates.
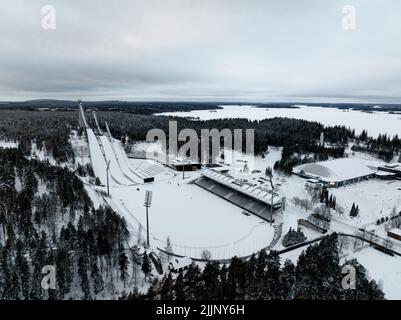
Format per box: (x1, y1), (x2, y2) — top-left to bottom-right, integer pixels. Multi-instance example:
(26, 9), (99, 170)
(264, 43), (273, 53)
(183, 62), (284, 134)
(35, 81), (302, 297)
(1, 0), (401, 102)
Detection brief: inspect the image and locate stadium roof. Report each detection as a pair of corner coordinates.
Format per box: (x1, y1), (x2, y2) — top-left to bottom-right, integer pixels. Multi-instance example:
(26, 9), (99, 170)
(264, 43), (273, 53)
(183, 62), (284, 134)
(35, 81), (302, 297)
(293, 158), (376, 183)
(201, 169), (282, 205)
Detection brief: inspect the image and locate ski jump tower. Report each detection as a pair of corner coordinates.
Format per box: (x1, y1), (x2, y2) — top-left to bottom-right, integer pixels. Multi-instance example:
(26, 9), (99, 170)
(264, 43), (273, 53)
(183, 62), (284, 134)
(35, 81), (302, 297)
(92, 110), (103, 135)
(78, 99), (89, 130)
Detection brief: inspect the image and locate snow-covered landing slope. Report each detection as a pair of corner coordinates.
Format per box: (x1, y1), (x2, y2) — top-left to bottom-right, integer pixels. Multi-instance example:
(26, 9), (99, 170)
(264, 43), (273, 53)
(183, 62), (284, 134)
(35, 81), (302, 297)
(99, 135), (136, 185)
(107, 137), (139, 184)
(112, 139), (143, 182)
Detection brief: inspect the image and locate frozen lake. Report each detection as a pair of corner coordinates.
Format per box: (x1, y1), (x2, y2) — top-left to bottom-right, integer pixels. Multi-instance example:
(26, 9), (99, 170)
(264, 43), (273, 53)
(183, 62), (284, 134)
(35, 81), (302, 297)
(159, 105), (401, 138)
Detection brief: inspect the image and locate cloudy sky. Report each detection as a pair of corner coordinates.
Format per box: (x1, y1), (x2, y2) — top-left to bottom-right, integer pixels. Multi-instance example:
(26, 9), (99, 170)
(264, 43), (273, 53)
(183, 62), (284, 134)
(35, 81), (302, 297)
(1, 0), (401, 102)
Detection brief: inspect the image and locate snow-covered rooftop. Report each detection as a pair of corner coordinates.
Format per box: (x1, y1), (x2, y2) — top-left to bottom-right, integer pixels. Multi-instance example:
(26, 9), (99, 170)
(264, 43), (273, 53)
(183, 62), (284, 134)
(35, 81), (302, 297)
(381, 163), (401, 172)
(202, 169), (282, 205)
(388, 228), (401, 237)
(169, 257), (193, 270)
(376, 170), (397, 177)
(293, 158), (376, 183)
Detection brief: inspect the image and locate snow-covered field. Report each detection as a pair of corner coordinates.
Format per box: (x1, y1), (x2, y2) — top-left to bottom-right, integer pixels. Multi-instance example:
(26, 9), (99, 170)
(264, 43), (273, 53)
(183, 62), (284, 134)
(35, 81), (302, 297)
(105, 171), (275, 260)
(330, 180), (401, 229)
(159, 105), (401, 138)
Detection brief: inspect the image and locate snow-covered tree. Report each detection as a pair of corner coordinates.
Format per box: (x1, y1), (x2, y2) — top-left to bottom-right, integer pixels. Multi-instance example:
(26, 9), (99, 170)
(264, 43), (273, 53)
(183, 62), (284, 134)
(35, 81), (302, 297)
(164, 236), (173, 262)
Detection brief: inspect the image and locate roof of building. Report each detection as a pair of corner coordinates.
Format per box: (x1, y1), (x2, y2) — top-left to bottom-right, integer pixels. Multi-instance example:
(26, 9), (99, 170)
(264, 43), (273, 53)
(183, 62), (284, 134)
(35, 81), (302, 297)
(169, 257), (193, 270)
(293, 158), (376, 183)
(376, 170), (397, 177)
(385, 163), (400, 169)
(388, 228), (401, 237)
(382, 163), (401, 172)
(201, 169), (282, 205)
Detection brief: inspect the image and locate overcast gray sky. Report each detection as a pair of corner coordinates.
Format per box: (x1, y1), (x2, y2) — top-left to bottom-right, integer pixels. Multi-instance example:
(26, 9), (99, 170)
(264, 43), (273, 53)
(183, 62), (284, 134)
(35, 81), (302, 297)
(1, 0), (401, 102)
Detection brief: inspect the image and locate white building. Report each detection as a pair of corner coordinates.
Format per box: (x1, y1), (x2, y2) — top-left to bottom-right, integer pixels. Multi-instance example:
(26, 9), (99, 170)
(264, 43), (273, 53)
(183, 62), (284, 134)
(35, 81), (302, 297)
(293, 158), (376, 187)
(169, 257), (193, 273)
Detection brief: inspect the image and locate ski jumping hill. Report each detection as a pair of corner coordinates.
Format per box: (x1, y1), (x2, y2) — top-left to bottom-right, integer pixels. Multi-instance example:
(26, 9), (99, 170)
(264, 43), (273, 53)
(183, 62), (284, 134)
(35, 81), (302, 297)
(80, 105), (139, 186)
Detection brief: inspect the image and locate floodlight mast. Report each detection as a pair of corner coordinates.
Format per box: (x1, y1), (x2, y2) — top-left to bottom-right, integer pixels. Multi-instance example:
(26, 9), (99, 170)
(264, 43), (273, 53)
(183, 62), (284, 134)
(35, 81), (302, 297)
(144, 191), (153, 248)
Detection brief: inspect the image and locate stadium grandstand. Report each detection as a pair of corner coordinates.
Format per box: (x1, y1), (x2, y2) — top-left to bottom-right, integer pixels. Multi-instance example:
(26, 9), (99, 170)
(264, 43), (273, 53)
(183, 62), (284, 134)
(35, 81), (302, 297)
(194, 169), (283, 222)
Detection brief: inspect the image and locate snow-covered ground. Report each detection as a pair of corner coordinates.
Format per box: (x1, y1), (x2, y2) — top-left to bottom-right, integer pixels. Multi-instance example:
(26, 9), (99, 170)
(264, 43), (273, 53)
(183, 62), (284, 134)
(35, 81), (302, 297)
(343, 247), (401, 300)
(0, 140), (18, 148)
(85, 130), (276, 260)
(330, 180), (401, 229)
(105, 170), (275, 260)
(158, 105), (401, 138)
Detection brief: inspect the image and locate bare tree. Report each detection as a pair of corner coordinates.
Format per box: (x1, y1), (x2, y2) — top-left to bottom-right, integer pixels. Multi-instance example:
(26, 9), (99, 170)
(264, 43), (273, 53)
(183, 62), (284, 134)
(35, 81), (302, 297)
(336, 205), (345, 216)
(299, 198), (313, 212)
(313, 204), (332, 221)
(338, 235), (350, 253)
(201, 249), (212, 261)
(306, 187), (320, 204)
(164, 236), (173, 263)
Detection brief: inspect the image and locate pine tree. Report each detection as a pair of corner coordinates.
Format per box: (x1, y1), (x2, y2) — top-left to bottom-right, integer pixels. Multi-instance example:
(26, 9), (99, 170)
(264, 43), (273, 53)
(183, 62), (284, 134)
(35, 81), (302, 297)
(332, 196), (336, 210)
(161, 273), (174, 300)
(174, 271), (186, 300)
(119, 252), (129, 287)
(227, 256), (245, 299)
(350, 203), (356, 217)
(164, 237), (173, 263)
(91, 263), (104, 295)
(55, 249), (69, 299)
(141, 251), (152, 282)
(262, 251), (281, 299)
(202, 262), (220, 299)
(183, 263), (201, 299)
(0, 247), (13, 299)
(15, 240), (30, 299)
(78, 256), (90, 299)
(350, 203), (359, 217)
(279, 259), (296, 299)
(265, 166), (273, 178)
(255, 249), (268, 280)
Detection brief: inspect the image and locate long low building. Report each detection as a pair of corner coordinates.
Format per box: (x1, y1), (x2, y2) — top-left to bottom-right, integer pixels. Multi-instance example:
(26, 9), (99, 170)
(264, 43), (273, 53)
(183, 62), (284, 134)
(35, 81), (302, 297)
(377, 163), (401, 178)
(293, 158), (376, 187)
(195, 169), (282, 222)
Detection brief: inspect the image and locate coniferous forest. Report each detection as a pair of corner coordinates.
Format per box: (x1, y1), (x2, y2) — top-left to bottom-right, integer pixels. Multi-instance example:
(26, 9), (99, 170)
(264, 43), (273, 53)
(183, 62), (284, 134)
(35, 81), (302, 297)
(124, 234), (384, 300)
(0, 148), (130, 299)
